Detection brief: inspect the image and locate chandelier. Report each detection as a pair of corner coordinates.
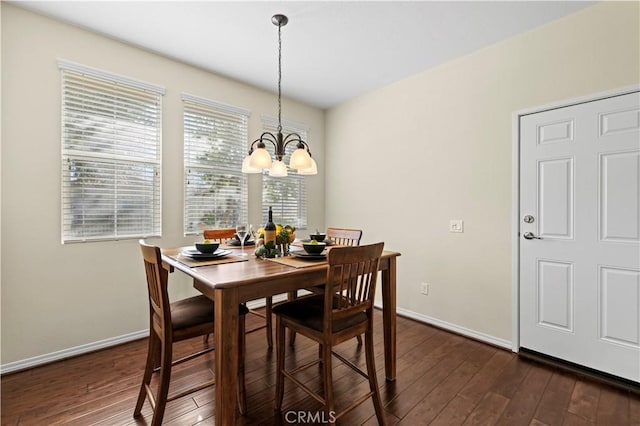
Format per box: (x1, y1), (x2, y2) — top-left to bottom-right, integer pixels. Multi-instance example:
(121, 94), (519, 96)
(241, 14), (317, 177)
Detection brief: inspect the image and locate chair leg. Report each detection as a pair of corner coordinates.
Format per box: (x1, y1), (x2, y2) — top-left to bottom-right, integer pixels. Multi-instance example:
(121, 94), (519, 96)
(274, 316), (286, 410)
(134, 333), (159, 417)
(322, 341), (334, 418)
(151, 337), (173, 426)
(287, 291), (298, 346)
(365, 328), (386, 426)
(356, 334), (363, 345)
(238, 314), (247, 415)
(265, 296), (273, 348)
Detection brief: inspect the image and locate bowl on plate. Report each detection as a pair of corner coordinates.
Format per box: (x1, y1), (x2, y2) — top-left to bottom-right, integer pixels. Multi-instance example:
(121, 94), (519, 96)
(195, 242), (220, 253)
(309, 233), (326, 242)
(303, 242), (326, 254)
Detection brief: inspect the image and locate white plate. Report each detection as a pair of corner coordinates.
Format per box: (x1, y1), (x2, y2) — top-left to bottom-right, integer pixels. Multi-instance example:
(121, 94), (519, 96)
(182, 248), (232, 259)
(291, 251), (327, 260)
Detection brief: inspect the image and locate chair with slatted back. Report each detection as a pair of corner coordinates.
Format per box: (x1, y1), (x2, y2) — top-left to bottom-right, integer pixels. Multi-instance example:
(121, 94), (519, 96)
(202, 228), (236, 244)
(203, 229), (274, 348)
(134, 240), (248, 425)
(273, 242), (386, 425)
(326, 227), (362, 246)
(290, 227), (364, 346)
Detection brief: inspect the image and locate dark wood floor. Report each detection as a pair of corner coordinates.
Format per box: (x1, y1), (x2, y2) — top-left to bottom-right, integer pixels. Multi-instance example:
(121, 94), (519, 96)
(2, 310), (639, 425)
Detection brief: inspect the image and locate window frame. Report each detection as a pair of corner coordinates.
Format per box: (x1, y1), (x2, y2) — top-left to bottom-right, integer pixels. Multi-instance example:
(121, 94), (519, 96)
(182, 93), (250, 235)
(59, 60), (164, 243)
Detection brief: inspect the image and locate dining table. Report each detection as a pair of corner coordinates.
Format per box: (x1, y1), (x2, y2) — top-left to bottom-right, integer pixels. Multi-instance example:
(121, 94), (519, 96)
(161, 243), (400, 425)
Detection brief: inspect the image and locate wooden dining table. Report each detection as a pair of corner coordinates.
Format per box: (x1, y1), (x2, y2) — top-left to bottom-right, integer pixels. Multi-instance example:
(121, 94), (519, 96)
(161, 245), (400, 424)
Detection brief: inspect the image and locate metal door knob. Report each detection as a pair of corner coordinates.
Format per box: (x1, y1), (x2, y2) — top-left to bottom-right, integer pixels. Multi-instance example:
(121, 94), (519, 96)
(523, 232), (542, 240)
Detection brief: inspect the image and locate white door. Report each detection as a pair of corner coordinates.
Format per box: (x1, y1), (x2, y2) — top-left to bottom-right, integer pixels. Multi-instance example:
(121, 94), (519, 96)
(519, 91), (640, 383)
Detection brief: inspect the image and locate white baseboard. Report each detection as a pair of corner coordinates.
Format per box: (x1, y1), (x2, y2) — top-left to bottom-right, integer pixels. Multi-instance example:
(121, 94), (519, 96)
(1, 329), (149, 375)
(1, 295), (295, 375)
(245, 294), (289, 310)
(375, 302), (512, 351)
(3, 297), (511, 375)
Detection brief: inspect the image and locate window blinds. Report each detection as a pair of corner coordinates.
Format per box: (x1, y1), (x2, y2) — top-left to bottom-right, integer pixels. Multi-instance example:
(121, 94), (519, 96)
(59, 61), (163, 242)
(261, 119), (308, 229)
(183, 94), (249, 234)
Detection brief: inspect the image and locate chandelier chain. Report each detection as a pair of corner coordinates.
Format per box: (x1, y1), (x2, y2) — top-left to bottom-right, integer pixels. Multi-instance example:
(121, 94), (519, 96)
(277, 21), (282, 133)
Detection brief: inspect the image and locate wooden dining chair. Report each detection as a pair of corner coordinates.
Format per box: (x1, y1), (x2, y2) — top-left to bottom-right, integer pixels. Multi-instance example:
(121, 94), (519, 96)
(290, 227), (364, 346)
(134, 240), (248, 426)
(273, 242), (386, 425)
(326, 227), (363, 246)
(203, 228), (274, 348)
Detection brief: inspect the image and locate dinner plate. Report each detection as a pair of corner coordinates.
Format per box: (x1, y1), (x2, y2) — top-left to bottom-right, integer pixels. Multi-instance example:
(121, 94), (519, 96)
(182, 248), (232, 259)
(291, 251), (327, 260)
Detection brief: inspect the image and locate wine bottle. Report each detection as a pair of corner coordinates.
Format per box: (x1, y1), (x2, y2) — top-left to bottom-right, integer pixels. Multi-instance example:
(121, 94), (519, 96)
(264, 206), (276, 247)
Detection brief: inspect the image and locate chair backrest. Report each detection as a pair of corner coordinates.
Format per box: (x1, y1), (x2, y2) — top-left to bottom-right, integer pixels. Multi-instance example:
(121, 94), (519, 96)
(203, 228), (236, 243)
(326, 227), (363, 246)
(139, 240), (171, 335)
(324, 242), (384, 324)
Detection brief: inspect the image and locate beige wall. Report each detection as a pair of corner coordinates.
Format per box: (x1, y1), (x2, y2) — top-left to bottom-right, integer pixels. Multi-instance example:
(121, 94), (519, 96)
(326, 2), (639, 343)
(0, 4), (325, 365)
(2, 1), (638, 368)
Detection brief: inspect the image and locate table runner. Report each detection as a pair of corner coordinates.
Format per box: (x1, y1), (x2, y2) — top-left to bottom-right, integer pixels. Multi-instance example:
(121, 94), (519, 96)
(168, 253), (249, 268)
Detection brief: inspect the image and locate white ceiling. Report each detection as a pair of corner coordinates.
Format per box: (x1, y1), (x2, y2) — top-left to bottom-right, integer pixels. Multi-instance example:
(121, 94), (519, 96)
(13, 1), (595, 109)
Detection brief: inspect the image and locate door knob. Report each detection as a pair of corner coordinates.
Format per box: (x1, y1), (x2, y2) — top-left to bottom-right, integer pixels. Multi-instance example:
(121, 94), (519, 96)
(523, 232), (542, 240)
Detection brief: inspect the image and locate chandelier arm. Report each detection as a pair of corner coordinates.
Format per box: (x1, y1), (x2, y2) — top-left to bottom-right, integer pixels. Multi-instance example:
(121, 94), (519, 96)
(282, 133), (308, 149)
(249, 132), (279, 153)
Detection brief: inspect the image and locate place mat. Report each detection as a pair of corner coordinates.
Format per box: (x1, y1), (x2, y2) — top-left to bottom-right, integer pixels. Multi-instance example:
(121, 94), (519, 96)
(168, 253), (249, 268)
(266, 255), (327, 269)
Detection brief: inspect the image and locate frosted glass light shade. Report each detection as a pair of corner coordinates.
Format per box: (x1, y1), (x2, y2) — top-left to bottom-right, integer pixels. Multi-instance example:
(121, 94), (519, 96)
(242, 155), (262, 173)
(297, 157), (317, 175)
(249, 147), (272, 169)
(269, 160), (288, 177)
(289, 148), (312, 170)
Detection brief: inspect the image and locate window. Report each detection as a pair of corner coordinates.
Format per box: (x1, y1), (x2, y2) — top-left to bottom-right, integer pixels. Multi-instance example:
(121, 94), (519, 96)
(59, 60), (164, 243)
(261, 117), (308, 228)
(183, 94), (249, 234)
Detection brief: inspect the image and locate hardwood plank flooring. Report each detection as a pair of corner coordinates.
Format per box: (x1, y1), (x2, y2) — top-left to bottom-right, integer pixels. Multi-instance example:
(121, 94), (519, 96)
(2, 311), (638, 425)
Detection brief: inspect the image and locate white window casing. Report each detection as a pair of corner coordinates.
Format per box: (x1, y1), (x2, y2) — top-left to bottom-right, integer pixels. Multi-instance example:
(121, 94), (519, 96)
(59, 60), (164, 243)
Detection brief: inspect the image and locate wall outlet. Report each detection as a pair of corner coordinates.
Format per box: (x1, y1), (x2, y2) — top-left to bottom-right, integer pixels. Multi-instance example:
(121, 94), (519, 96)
(421, 283), (429, 295)
(449, 219), (464, 233)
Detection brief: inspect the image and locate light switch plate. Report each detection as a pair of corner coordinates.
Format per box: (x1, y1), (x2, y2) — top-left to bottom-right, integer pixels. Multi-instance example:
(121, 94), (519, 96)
(449, 219), (464, 233)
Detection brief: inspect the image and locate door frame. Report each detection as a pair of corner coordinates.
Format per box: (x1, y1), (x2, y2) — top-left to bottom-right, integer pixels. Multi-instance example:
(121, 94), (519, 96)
(510, 85), (640, 352)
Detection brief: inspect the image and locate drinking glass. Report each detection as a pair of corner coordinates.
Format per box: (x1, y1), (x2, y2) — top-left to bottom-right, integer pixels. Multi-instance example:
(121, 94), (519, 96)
(236, 224), (248, 256)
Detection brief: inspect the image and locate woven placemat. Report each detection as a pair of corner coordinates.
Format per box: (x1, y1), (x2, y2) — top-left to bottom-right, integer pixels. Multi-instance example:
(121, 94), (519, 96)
(168, 253), (249, 268)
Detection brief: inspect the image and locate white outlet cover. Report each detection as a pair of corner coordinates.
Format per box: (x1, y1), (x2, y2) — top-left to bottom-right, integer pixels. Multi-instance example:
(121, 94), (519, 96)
(449, 219), (464, 233)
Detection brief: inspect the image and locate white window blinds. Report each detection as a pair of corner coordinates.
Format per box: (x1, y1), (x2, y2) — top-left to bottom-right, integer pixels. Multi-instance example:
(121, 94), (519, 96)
(261, 118), (308, 228)
(59, 60), (164, 243)
(183, 94), (249, 234)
